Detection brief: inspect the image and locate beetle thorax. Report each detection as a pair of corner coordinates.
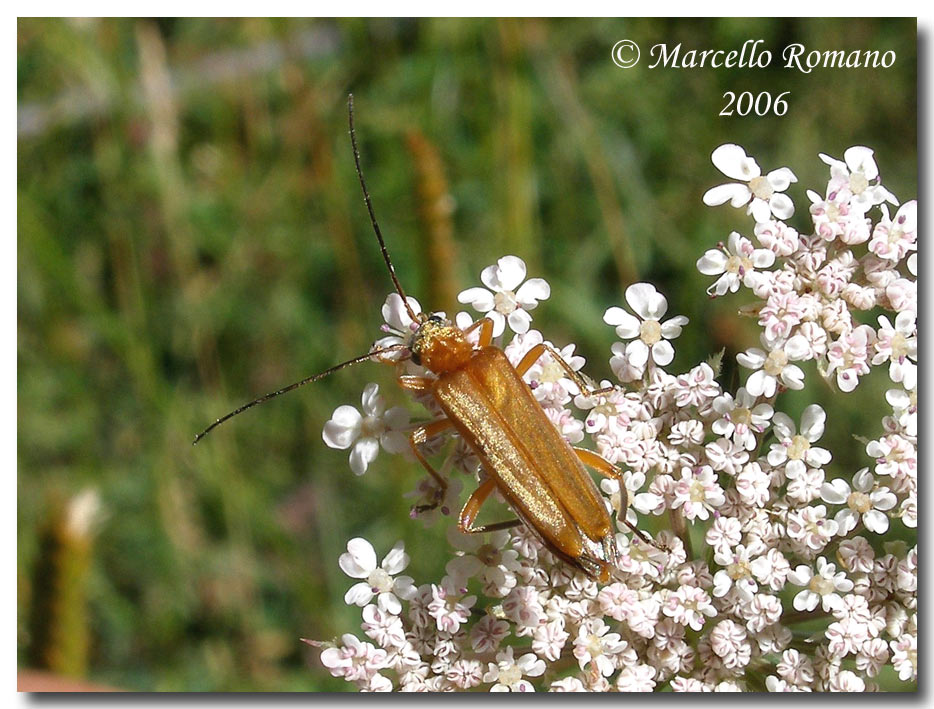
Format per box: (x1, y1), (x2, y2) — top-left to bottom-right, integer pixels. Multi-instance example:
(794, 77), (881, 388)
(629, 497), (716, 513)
(410, 318), (474, 374)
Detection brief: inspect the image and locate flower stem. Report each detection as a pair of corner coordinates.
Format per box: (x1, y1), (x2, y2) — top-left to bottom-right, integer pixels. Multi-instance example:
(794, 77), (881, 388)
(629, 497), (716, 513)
(668, 507), (693, 559)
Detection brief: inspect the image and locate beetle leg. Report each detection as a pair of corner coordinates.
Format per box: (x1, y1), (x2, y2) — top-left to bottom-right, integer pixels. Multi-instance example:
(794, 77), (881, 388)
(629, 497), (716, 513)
(461, 316), (495, 348)
(398, 375), (434, 392)
(572, 446), (660, 549)
(409, 419), (454, 514)
(459, 477), (523, 534)
(514, 344), (616, 398)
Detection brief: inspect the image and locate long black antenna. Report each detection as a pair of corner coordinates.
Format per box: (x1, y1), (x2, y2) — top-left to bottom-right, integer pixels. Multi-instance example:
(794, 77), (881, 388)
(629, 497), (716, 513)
(193, 345), (406, 444)
(347, 94), (419, 322)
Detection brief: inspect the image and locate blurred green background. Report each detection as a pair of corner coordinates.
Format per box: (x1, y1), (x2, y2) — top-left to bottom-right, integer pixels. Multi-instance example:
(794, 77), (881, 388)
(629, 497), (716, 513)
(18, 18), (916, 691)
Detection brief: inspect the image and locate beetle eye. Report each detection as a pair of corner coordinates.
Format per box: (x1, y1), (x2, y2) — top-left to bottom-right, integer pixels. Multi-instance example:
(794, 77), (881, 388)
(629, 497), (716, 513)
(429, 314), (444, 325)
(410, 350), (422, 366)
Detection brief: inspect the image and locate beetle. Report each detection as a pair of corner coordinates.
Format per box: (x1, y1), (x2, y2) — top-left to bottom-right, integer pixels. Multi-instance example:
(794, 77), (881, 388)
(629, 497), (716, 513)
(195, 95), (655, 582)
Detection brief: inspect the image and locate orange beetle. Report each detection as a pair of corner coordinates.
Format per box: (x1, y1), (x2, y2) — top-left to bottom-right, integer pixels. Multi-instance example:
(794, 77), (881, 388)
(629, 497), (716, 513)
(196, 95), (654, 582)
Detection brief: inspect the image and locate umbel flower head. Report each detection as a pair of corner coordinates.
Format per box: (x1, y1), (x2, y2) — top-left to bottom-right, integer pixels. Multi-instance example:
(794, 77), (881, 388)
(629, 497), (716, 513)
(309, 143), (916, 693)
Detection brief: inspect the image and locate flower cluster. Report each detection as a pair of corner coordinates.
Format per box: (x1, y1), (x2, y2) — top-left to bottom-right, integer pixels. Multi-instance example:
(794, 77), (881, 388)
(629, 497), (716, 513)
(314, 144), (916, 691)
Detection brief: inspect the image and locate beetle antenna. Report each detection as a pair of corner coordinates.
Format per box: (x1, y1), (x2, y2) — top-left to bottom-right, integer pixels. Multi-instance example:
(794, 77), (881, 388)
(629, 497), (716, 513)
(193, 344), (407, 445)
(347, 94), (419, 323)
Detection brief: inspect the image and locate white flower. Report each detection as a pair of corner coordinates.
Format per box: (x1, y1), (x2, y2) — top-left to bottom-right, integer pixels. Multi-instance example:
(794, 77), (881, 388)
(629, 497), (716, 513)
(737, 335), (809, 397)
(821, 468), (897, 535)
(573, 618), (632, 677)
(322, 383), (410, 475)
(457, 255), (550, 337)
(767, 405), (832, 478)
(890, 634), (917, 681)
(712, 544), (759, 601)
(603, 283), (688, 369)
(373, 293), (422, 358)
(703, 144), (797, 222)
(445, 527), (521, 598)
(873, 312), (917, 389)
(711, 387), (773, 451)
(869, 200), (917, 262)
(483, 646), (545, 692)
(671, 465), (725, 521)
(339, 538), (416, 614)
(788, 557), (853, 612)
(697, 231), (776, 296)
(819, 146), (897, 214)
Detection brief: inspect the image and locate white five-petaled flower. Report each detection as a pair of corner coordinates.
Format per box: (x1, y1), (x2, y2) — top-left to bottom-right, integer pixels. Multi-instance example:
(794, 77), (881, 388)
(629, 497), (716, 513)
(821, 468), (897, 535)
(711, 387), (774, 451)
(873, 312), (917, 389)
(483, 646), (545, 692)
(457, 255), (550, 337)
(869, 200), (917, 262)
(788, 557), (854, 612)
(819, 146), (897, 214)
(671, 465), (725, 521)
(604, 283), (688, 370)
(322, 383), (410, 475)
(703, 144), (797, 223)
(339, 538), (416, 615)
(696, 231), (776, 296)
(572, 618), (632, 677)
(445, 527), (521, 598)
(737, 334), (809, 397)
(767, 405), (832, 478)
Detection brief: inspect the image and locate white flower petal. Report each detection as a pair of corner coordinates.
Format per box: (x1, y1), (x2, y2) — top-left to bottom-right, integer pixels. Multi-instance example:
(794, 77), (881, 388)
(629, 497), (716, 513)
(507, 309), (532, 334)
(487, 310), (506, 338)
(660, 315), (688, 339)
(820, 479), (850, 505)
(361, 382), (385, 417)
(788, 565), (813, 585)
(711, 144), (760, 181)
(604, 307), (641, 339)
(515, 278), (550, 308)
(482, 255), (527, 292)
(377, 591), (402, 615)
(834, 509), (858, 535)
(322, 406), (362, 449)
(749, 197), (773, 224)
(785, 335), (811, 361)
(766, 167), (797, 191)
(626, 340), (650, 368)
(737, 348), (767, 370)
(651, 340), (674, 366)
(382, 293), (421, 331)
(870, 489), (898, 512)
(800, 405), (826, 441)
(344, 581), (375, 606)
(349, 437), (380, 475)
(697, 249), (729, 275)
(751, 248), (776, 268)
(703, 183), (752, 208)
(793, 590), (819, 612)
(457, 287), (495, 312)
(340, 538), (378, 577)
(381, 540), (409, 574)
(744, 370), (771, 398)
(781, 365), (805, 390)
(768, 193), (795, 220)
(862, 509), (889, 534)
(805, 447), (832, 467)
(843, 146), (878, 180)
(625, 283), (667, 320)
